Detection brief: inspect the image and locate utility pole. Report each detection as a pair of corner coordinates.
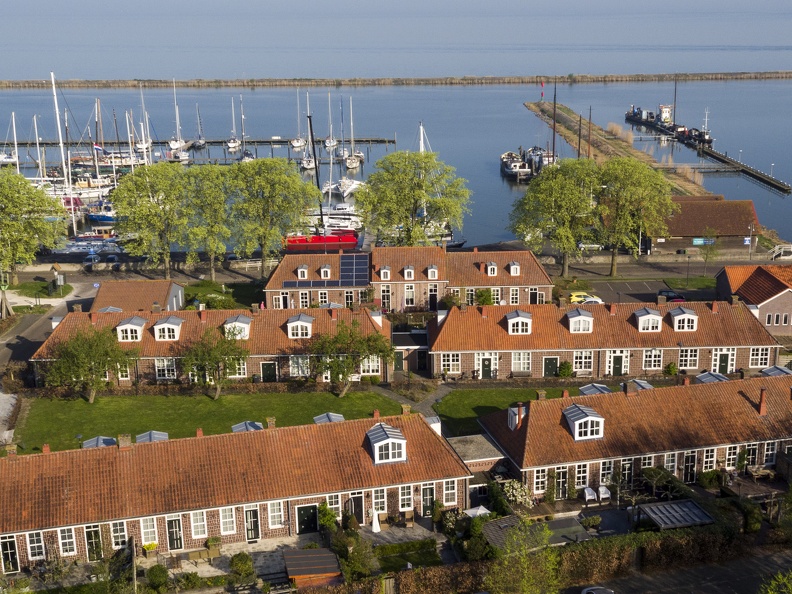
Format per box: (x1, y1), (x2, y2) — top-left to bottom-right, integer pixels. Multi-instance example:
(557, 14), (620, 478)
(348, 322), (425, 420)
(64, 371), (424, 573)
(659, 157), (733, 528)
(587, 106), (592, 159)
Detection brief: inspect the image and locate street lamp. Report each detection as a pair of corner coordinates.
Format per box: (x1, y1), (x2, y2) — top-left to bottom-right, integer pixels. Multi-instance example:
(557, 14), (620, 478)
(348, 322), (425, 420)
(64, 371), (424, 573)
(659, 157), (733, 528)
(771, 163), (775, 177)
(685, 256), (691, 288)
(738, 149), (742, 163)
(76, 434), (83, 449)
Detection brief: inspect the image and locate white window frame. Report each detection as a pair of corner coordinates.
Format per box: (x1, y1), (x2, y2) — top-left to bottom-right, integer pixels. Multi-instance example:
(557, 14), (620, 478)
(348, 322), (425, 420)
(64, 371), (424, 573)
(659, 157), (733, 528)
(639, 316), (661, 332)
(575, 463), (588, 488)
(117, 363), (130, 381)
(156, 326), (177, 341)
(428, 267), (438, 280)
(664, 452), (677, 472)
(745, 443), (759, 466)
(491, 288), (501, 304)
(726, 445), (738, 469)
(220, 507), (236, 535)
(765, 441), (777, 465)
(600, 460), (613, 485)
(111, 521), (127, 549)
(674, 315), (698, 331)
(59, 528), (76, 556)
(529, 287), (545, 304)
(119, 327), (140, 342)
(441, 353), (461, 374)
(784, 313), (790, 325)
(573, 350), (593, 372)
(509, 319), (531, 334)
(299, 291), (310, 308)
(749, 347), (770, 368)
(327, 494), (342, 518)
(229, 358), (247, 378)
(297, 267), (308, 280)
(290, 355), (310, 377)
(678, 348), (699, 370)
(570, 318), (592, 333)
(268, 501), (284, 528)
(27, 531), (45, 561)
(380, 268), (391, 281)
(399, 485), (413, 511)
(487, 264), (497, 277)
(318, 290), (328, 305)
(534, 468), (547, 493)
(155, 358), (177, 380)
(466, 288), (475, 306)
(191, 511), (207, 539)
(510, 287), (520, 305)
(345, 290), (354, 308)
(444, 480), (456, 505)
(380, 284), (391, 310)
(404, 267), (414, 280)
(289, 323), (311, 339)
(641, 455), (654, 468)
(405, 284), (415, 307)
(606, 350), (630, 376)
(643, 348), (663, 370)
(320, 266), (331, 280)
(373, 488), (386, 512)
(512, 351), (531, 372)
(474, 352), (499, 374)
(377, 440), (405, 462)
(360, 355), (381, 375)
(703, 448), (716, 472)
(510, 264), (521, 277)
(140, 517), (158, 545)
(775, 313), (781, 325)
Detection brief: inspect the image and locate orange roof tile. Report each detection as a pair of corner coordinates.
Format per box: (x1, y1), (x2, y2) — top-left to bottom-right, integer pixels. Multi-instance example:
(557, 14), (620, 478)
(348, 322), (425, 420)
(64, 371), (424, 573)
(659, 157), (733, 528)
(720, 265), (792, 305)
(32, 308), (390, 360)
(371, 247), (447, 282)
(718, 265), (761, 293)
(0, 415), (470, 534)
(481, 375), (792, 469)
(445, 250), (552, 288)
(265, 253), (368, 290)
(90, 280), (183, 313)
(430, 302), (777, 352)
(665, 198), (758, 237)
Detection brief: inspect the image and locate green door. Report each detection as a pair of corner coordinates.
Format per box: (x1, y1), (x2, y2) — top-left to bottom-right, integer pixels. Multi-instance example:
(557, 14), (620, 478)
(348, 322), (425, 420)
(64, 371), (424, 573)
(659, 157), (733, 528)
(297, 505), (318, 534)
(422, 485), (435, 517)
(543, 357), (558, 377)
(481, 358), (492, 379)
(394, 351), (404, 372)
(261, 362), (277, 382)
(718, 353), (730, 374)
(166, 518), (182, 551)
(612, 355), (624, 377)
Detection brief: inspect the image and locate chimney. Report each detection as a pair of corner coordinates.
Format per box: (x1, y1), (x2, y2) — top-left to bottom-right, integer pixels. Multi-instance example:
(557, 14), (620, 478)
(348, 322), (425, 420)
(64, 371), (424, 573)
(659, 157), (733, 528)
(683, 376), (691, 386)
(562, 389), (570, 399)
(90, 312), (98, 324)
(373, 409), (380, 420)
(481, 306), (488, 319)
(460, 303), (467, 312)
(196, 428), (203, 437)
(152, 301), (162, 313)
(374, 264), (379, 273)
(558, 297), (567, 307)
(473, 247), (478, 253)
(5, 444), (17, 457)
(759, 387), (767, 417)
(516, 402), (524, 429)
(331, 308), (337, 320)
(42, 444), (50, 454)
(199, 309), (208, 322)
(608, 303), (616, 316)
(657, 295), (667, 305)
(730, 294), (741, 306)
(339, 249), (344, 255)
(536, 390), (546, 400)
(711, 301), (719, 314)
(401, 404), (411, 416)
(73, 304), (82, 313)
(266, 417), (276, 429)
(117, 434), (132, 450)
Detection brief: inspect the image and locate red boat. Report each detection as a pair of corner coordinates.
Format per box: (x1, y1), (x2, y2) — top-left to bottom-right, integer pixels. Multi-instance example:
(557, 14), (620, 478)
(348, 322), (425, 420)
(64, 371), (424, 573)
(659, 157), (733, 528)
(284, 233), (359, 251)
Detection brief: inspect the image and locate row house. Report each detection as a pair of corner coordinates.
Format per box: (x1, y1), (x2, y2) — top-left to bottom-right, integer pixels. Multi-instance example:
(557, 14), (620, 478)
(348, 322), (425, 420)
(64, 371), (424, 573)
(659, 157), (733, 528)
(264, 246), (553, 313)
(479, 375), (792, 499)
(428, 301), (780, 380)
(716, 264), (792, 337)
(90, 280), (185, 313)
(31, 307), (391, 385)
(0, 414), (470, 575)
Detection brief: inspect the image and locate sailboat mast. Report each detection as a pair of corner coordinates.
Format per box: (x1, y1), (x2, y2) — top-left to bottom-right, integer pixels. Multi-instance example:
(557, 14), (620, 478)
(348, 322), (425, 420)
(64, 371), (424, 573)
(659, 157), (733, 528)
(51, 72), (76, 235)
(349, 97), (355, 155)
(34, 115), (43, 179)
(296, 89), (301, 138)
(11, 112), (19, 175)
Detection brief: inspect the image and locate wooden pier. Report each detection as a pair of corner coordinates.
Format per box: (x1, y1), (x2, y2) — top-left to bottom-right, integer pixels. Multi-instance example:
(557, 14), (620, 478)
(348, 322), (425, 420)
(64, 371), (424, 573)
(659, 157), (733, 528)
(698, 145), (791, 193)
(27, 137), (396, 150)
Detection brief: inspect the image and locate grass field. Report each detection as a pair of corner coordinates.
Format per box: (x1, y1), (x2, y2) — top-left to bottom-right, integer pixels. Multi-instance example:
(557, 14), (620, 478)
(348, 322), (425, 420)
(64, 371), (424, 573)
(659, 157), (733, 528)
(665, 276), (716, 291)
(184, 280), (262, 308)
(11, 281), (74, 299)
(14, 391), (401, 453)
(377, 549), (442, 573)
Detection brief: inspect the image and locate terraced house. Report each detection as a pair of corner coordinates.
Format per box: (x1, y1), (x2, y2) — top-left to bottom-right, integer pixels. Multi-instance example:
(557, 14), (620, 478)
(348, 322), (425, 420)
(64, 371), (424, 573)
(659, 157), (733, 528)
(428, 301), (780, 380)
(479, 375), (792, 499)
(31, 307), (390, 384)
(0, 414), (470, 574)
(716, 264), (792, 337)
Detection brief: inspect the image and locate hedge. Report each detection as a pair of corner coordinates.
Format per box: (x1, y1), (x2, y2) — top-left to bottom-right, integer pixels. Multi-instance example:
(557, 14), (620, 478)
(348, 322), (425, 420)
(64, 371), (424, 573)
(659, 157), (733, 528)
(374, 538), (437, 558)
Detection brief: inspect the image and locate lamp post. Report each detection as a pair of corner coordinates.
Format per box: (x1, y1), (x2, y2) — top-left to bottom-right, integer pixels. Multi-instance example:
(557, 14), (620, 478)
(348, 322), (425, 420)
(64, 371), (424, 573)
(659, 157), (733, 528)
(771, 163), (775, 177)
(76, 434), (83, 449)
(748, 223), (754, 260)
(685, 256), (691, 288)
(738, 149), (742, 163)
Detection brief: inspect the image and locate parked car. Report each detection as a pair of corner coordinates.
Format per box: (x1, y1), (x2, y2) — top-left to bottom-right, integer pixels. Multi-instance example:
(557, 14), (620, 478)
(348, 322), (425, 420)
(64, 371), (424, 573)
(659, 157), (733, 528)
(105, 255), (119, 263)
(83, 254), (101, 265)
(578, 241), (603, 251)
(581, 588), (615, 594)
(569, 292), (603, 304)
(658, 288), (685, 302)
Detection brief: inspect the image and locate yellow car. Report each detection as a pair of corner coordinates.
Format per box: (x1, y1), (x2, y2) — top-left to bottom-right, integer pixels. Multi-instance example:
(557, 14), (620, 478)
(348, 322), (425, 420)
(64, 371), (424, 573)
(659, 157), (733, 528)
(569, 292), (603, 304)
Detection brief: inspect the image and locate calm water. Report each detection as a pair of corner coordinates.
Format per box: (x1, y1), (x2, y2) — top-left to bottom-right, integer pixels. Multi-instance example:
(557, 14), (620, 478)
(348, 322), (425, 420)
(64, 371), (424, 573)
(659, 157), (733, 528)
(1, 81), (791, 245)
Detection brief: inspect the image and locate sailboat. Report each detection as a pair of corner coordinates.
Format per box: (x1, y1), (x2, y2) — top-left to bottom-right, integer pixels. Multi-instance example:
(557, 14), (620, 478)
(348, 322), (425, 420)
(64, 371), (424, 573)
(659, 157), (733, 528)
(290, 89), (307, 150)
(168, 79), (189, 152)
(226, 97), (241, 153)
(299, 93), (316, 171)
(239, 96), (254, 162)
(135, 85), (152, 154)
(324, 92), (337, 149)
(345, 97), (362, 170)
(193, 104), (207, 150)
(0, 112), (19, 171)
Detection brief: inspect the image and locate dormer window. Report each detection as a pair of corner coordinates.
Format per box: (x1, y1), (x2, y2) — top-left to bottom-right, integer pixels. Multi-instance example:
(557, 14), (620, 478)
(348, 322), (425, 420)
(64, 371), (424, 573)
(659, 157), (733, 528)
(563, 403), (605, 441)
(297, 265), (308, 280)
(367, 423), (407, 464)
(635, 307), (662, 332)
(487, 262), (497, 277)
(568, 308), (593, 333)
(224, 314), (252, 340)
(116, 316), (146, 342)
(670, 306), (698, 331)
(287, 313), (314, 339)
(509, 261), (520, 276)
(404, 266), (414, 280)
(380, 266), (391, 281)
(506, 310), (532, 335)
(154, 316), (184, 341)
(320, 265), (331, 280)
(427, 265), (438, 280)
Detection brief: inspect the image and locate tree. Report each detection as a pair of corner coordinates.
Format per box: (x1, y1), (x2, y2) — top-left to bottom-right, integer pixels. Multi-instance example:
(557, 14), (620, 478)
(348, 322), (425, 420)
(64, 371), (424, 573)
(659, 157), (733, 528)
(699, 226), (720, 276)
(597, 158), (676, 277)
(641, 466), (672, 498)
(509, 159), (600, 277)
(0, 168), (66, 284)
(759, 570), (792, 594)
(309, 320), (394, 398)
(180, 328), (250, 400)
(183, 165), (231, 283)
(111, 162), (189, 280)
(45, 327), (135, 404)
(354, 151), (471, 246)
(475, 288), (494, 305)
(227, 159), (320, 279)
(484, 519), (560, 594)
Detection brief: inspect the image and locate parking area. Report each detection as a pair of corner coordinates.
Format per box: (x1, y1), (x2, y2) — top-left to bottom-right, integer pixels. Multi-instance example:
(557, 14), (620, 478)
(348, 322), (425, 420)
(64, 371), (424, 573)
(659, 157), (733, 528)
(585, 280), (671, 304)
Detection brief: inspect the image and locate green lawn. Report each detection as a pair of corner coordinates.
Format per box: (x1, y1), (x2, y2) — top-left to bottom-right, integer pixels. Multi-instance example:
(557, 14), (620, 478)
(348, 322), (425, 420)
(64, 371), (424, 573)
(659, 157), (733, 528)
(14, 391), (401, 454)
(433, 387), (583, 437)
(11, 281), (73, 299)
(665, 277), (716, 291)
(184, 280), (262, 308)
(377, 549), (442, 573)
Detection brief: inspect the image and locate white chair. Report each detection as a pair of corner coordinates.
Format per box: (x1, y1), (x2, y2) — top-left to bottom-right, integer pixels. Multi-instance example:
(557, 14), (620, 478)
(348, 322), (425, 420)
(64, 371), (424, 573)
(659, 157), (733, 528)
(583, 487), (597, 503)
(598, 485), (611, 502)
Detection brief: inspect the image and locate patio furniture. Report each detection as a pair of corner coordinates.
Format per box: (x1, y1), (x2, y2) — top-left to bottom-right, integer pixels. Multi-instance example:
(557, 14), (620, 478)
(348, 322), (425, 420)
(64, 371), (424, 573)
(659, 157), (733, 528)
(583, 487), (597, 504)
(403, 510), (414, 528)
(377, 512), (390, 530)
(597, 485), (611, 502)
(747, 465), (776, 483)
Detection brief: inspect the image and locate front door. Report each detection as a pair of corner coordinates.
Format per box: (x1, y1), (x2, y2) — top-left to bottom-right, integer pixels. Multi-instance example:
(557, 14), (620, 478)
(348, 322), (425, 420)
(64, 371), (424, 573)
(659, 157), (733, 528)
(543, 357), (559, 377)
(481, 358), (492, 380)
(245, 508), (260, 541)
(718, 353), (730, 374)
(394, 351), (404, 372)
(683, 451), (697, 483)
(85, 525), (104, 560)
(346, 493), (364, 525)
(612, 355), (624, 377)
(429, 293), (438, 310)
(416, 350), (428, 371)
(555, 468), (568, 500)
(0, 536), (19, 574)
(422, 484), (435, 517)
(260, 362), (277, 382)
(166, 518), (183, 551)
(297, 505), (318, 534)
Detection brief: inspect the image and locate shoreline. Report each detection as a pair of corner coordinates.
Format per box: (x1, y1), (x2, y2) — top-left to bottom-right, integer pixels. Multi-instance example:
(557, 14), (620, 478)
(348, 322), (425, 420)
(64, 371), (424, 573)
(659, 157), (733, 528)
(3, 71), (792, 89)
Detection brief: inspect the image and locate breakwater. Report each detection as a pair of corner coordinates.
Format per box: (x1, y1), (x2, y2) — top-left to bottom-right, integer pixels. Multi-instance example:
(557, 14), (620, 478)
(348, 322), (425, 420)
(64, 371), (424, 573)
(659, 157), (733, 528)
(3, 71), (792, 89)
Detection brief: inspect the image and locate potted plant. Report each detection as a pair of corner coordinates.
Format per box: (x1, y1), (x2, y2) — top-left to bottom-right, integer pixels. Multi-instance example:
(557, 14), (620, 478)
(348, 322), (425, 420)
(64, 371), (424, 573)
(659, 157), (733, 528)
(206, 536), (222, 551)
(142, 542), (158, 558)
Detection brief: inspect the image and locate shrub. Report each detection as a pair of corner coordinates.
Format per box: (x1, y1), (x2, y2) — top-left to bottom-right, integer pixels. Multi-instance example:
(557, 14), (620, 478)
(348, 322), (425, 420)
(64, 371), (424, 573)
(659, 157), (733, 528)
(374, 539), (437, 558)
(147, 564), (170, 592)
(205, 575), (229, 587)
(205, 536), (222, 548)
(442, 509), (462, 536)
(488, 481), (511, 516)
(567, 482), (578, 501)
(502, 479), (534, 507)
(302, 542), (320, 549)
(697, 469), (721, 490)
(229, 551), (255, 581)
(205, 294), (238, 309)
(557, 361), (573, 377)
(544, 469), (557, 504)
(580, 515), (602, 530)
(177, 571), (203, 590)
(369, 375), (380, 385)
(475, 289), (494, 306)
(318, 501), (338, 533)
(664, 362), (678, 376)
(432, 499), (444, 523)
(142, 542), (158, 551)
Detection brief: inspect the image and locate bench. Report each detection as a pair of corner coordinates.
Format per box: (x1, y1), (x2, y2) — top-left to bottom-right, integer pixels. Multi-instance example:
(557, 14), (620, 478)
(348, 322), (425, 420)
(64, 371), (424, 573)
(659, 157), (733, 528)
(184, 547), (221, 565)
(747, 465), (775, 482)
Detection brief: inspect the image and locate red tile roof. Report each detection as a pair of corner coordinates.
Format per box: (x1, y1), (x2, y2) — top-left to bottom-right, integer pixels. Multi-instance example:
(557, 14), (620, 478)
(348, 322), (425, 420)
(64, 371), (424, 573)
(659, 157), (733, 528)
(481, 375), (792, 469)
(265, 253), (368, 291)
(429, 302), (777, 352)
(371, 247), (447, 282)
(32, 308), (390, 360)
(0, 415), (470, 534)
(718, 265), (761, 293)
(665, 197), (758, 237)
(445, 250), (552, 288)
(720, 265), (792, 305)
(90, 280), (183, 312)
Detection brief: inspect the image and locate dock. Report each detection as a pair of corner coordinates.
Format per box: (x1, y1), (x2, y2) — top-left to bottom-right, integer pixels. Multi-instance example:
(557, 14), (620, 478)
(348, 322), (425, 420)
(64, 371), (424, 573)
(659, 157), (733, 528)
(697, 145), (791, 193)
(27, 137), (396, 151)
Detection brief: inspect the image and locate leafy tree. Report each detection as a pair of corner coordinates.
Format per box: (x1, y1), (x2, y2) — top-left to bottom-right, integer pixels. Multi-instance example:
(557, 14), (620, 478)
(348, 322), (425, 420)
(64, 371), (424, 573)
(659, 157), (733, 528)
(111, 162), (189, 280)
(146, 564), (170, 593)
(229, 551), (255, 585)
(45, 327), (136, 404)
(318, 501), (339, 533)
(183, 165), (231, 282)
(544, 469), (556, 505)
(475, 288), (494, 305)
(484, 520), (560, 594)
(699, 226), (720, 276)
(641, 466), (672, 498)
(354, 151), (471, 246)
(180, 328), (250, 400)
(596, 158), (676, 276)
(227, 158), (320, 278)
(509, 159), (600, 277)
(759, 570), (792, 594)
(309, 320), (394, 398)
(0, 168), (66, 284)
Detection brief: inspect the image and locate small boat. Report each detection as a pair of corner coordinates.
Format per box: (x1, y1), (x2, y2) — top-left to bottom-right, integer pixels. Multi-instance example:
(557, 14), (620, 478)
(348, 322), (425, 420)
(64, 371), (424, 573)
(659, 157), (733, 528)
(168, 79), (189, 152)
(290, 90), (307, 150)
(284, 233), (359, 252)
(500, 151), (531, 179)
(345, 97), (362, 170)
(227, 97), (241, 153)
(166, 150), (190, 164)
(324, 92), (337, 149)
(193, 104), (207, 150)
(87, 200), (118, 223)
(0, 149), (17, 166)
(299, 152), (316, 171)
